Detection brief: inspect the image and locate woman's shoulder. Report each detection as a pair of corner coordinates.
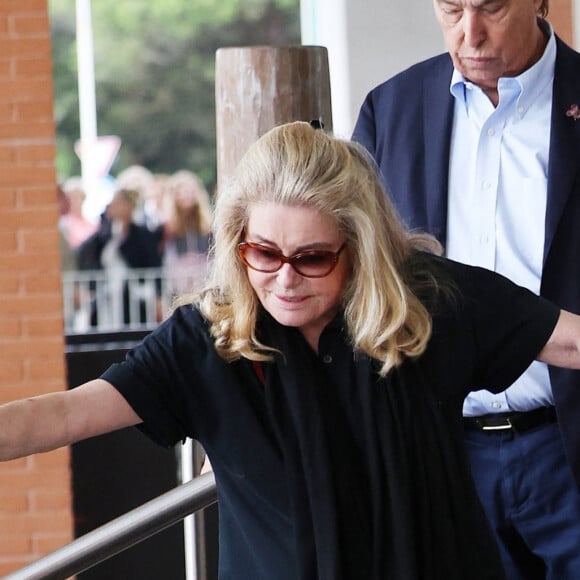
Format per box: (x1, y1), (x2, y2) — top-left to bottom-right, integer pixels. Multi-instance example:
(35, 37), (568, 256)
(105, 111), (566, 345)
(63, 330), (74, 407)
(412, 253), (516, 293)
(432, 256), (523, 298)
(136, 304), (207, 354)
(407, 252), (540, 324)
(160, 303), (210, 337)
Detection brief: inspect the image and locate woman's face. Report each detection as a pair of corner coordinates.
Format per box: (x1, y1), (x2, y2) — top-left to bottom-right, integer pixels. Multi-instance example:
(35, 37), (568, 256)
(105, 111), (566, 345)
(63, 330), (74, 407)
(244, 202), (350, 350)
(174, 182), (199, 211)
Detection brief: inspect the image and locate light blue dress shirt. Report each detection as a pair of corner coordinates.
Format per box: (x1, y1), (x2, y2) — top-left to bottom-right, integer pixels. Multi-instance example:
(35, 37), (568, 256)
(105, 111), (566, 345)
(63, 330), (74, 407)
(446, 24), (556, 417)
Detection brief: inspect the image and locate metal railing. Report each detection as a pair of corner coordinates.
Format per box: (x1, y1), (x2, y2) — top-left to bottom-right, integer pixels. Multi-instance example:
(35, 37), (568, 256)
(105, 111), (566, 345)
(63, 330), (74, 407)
(62, 265), (207, 334)
(4, 473), (217, 580)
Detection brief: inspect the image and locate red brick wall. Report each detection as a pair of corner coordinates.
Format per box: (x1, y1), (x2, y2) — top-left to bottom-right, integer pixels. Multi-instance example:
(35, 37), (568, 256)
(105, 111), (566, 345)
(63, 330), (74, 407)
(0, 0), (73, 575)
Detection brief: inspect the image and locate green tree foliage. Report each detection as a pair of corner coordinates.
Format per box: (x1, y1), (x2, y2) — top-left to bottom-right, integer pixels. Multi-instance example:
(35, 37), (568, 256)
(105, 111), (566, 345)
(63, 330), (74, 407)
(50, 0), (301, 190)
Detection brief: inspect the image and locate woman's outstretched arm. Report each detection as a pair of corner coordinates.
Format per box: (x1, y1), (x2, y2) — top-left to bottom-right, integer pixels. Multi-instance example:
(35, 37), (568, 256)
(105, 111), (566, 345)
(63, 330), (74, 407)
(537, 310), (580, 369)
(0, 379), (141, 461)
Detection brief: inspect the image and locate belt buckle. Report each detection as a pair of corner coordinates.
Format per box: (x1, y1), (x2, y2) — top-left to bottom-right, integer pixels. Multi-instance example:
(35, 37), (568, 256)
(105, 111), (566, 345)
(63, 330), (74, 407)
(481, 421), (512, 431)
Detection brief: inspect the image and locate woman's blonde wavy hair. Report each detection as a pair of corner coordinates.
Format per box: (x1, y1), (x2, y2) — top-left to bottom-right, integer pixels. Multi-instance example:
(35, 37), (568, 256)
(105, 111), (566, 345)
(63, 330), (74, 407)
(196, 121), (443, 376)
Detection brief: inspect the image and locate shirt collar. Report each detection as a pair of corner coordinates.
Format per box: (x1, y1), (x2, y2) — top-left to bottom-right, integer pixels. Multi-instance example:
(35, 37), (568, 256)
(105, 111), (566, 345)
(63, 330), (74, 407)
(450, 19), (555, 118)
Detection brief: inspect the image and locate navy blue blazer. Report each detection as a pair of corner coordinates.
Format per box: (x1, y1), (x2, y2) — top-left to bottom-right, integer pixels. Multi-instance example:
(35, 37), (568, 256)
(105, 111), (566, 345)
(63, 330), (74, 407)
(353, 37), (580, 487)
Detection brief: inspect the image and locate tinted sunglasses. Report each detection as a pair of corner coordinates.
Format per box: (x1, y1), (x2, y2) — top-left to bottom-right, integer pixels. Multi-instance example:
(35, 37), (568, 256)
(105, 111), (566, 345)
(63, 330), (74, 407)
(237, 241), (346, 278)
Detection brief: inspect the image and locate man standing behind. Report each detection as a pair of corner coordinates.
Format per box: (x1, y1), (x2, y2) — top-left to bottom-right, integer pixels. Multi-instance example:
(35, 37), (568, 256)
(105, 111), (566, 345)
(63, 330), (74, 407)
(353, 0), (580, 577)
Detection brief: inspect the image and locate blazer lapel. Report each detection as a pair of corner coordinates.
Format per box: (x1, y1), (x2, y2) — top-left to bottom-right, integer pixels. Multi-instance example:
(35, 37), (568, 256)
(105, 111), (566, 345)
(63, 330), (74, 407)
(544, 39), (580, 262)
(422, 57), (455, 246)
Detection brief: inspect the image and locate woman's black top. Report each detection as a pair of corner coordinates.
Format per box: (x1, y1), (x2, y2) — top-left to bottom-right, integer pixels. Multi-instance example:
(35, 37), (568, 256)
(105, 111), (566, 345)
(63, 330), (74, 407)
(101, 256), (559, 580)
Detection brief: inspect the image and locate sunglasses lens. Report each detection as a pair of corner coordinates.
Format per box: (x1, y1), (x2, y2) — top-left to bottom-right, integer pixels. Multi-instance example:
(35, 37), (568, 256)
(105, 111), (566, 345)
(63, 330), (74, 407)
(238, 243), (343, 278)
(240, 245), (281, 272)
(292, 253), (336, 276)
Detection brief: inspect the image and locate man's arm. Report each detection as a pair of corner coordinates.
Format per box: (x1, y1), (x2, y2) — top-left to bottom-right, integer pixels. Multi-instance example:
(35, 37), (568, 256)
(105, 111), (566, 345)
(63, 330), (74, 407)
(0, 379), (141, 461)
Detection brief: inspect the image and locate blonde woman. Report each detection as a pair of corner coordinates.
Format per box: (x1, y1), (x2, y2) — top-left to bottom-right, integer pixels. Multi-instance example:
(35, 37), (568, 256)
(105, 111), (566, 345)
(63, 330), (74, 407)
(162, 169), (212, 295)
(2, 122), (580, 579)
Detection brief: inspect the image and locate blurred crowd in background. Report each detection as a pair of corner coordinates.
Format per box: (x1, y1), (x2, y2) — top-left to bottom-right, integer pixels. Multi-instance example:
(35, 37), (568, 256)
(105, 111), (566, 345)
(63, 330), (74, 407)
(57, 166), (213, 333)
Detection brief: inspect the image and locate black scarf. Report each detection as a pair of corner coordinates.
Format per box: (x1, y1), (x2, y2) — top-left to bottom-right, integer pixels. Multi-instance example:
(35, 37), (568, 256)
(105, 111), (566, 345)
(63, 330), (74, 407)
(260, 314), (505, 580)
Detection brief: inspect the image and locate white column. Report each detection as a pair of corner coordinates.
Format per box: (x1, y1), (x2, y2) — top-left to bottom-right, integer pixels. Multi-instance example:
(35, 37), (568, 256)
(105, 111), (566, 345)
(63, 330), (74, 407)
(573, 0), (580, 48)
(301, 0), (349, 136)
(75, 0), (100, 210)
(301, 0), (444, 137)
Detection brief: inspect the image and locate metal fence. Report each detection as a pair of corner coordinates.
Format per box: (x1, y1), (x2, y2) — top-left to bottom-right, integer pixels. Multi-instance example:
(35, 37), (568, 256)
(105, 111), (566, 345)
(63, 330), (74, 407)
(62, 266), (205, 334)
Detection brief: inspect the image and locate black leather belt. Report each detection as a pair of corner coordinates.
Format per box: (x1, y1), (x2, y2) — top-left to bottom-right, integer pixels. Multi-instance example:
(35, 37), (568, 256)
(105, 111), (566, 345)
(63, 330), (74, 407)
(463, 406), (557, 433)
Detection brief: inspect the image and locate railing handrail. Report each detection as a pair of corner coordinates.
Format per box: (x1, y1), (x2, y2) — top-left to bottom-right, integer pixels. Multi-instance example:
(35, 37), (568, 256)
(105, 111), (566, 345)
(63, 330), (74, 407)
(4, 472), (217, 580)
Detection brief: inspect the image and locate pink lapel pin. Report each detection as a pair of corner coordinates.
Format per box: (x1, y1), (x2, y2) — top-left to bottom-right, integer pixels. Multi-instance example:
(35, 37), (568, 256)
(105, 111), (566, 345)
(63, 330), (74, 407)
(566, 104), (580, 120)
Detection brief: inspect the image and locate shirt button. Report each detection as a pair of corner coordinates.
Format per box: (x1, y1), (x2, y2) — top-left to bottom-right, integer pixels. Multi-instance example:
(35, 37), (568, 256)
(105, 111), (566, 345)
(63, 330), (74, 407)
(518, 106), (525, 114)
(322, 354), (333, 364)
(491, 401), (502, 409)
(486, 128), (495, 137)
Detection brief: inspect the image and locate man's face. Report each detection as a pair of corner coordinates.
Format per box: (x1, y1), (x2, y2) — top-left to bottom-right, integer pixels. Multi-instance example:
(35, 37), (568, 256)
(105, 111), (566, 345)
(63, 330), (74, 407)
(433, 0), (544, 101)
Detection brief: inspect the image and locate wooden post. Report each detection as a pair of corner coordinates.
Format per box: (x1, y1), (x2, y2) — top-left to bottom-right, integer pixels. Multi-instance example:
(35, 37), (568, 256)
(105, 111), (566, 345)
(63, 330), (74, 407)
(215, 45), (332, 185)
